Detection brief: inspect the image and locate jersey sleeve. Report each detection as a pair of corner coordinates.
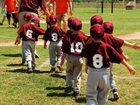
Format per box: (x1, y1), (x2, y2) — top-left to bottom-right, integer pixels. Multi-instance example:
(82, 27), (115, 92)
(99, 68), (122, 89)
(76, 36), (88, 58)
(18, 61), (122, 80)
(107, 45), (123, 63)
(17, 25), (24, 38)
(111, 35), (124, 48)
(33, 25), (45, 35)
(43, 29), (50, 42)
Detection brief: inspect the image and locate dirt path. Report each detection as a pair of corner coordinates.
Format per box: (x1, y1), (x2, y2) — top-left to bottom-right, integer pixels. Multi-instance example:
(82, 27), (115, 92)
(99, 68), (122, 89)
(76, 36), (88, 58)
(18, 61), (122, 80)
(0, 31), (140, 47)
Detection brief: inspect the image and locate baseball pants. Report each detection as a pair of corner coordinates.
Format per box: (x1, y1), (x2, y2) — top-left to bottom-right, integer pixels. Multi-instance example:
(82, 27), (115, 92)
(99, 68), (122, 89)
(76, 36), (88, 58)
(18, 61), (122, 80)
(66, 55), (83, 93)
(110, 63), (117, 90)
(22, 40), (35, 65)
(86, 67), (110, 105)
(49, 41), (62, 68)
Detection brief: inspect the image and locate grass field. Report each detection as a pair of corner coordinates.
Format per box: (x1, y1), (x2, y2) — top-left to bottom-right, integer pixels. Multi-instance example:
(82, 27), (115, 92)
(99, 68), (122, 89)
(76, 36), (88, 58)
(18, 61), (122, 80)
(0, 7), (140, 105)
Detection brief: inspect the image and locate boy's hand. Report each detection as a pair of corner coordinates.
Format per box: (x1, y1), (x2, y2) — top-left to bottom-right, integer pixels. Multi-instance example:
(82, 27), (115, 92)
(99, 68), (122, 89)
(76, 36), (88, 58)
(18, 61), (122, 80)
(133, 43), (140, 49)
(127, 65), (136, 75)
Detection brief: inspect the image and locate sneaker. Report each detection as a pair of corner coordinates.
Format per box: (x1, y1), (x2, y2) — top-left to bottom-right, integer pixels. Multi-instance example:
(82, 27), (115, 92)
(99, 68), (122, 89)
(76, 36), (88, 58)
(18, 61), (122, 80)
(64, 86), (73, 95)
(27, 68), (33, 73)
(73, 91), (80, 99)
(112, 88), (119, 101)
(55, 66), (63, 73)
(21, 61), (25, 65)
(50, 68), (55, 73)
(13, 23), (17, 28)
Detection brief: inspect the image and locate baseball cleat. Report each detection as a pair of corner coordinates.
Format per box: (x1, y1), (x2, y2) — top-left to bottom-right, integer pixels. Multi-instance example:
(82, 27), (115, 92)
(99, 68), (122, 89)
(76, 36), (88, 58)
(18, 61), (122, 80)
(64, 86), (73, 95)
(50, 68), (55, 73)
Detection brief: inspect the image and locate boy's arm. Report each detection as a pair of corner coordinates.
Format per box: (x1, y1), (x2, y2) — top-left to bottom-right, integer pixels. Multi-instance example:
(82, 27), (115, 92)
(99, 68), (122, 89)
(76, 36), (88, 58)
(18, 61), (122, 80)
(15, 35), (21, 46)
(121, 52), (129, 61)
(68, 0), (73, 16)
(43, 40), (47, 48)
(121, 59), (136, 75)
(60, 53), (67, 67)
(123, 40), (140, 49)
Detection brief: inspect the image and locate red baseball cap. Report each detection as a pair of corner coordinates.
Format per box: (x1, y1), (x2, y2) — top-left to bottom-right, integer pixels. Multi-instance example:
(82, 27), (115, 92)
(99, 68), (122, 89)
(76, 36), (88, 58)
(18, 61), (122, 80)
(68, 17), (75, 28)
(49, 15), (58, 24)
(90, 15), (103, 26)
(90, 24), (104, 39)
(24, 13), (32, 21)
(71, 18), (82, 31)
(103, 22), (114, 34)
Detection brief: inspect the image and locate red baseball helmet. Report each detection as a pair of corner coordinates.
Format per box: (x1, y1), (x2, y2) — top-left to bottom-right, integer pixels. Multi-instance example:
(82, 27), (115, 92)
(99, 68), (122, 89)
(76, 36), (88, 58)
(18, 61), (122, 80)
(71, 18), (82, 31)
(103, 22), (114, 34)
(90, 24), (104, 39)
(24, 13), (32, 21)
(49, 15), (58, 24)
(90, 15), (103, 26)
(68, 17), (75, 28)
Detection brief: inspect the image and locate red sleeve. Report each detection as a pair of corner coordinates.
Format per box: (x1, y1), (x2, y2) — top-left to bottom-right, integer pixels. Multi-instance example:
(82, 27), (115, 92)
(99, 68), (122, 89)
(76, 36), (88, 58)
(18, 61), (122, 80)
(17, 25), (24, 37)
(40, 0), (47, 11)
(108, 45), (123, 63)
(112, 36), (124, 48)
(43, 29), (50, 42)
(33, 25), (45, 35)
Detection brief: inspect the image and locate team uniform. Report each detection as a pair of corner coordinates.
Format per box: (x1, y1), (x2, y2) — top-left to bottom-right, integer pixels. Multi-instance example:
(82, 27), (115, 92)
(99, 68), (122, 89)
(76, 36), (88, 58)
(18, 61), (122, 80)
(18, 22), (45, 72)
(62, 30), (87, 96)
(43, 26), (65, 72)
(81, 38), (123, 105)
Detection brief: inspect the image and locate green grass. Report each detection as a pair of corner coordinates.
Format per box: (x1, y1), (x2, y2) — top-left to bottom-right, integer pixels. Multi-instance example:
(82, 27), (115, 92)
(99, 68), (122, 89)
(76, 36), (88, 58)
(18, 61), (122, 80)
(0, 7), (140, 105)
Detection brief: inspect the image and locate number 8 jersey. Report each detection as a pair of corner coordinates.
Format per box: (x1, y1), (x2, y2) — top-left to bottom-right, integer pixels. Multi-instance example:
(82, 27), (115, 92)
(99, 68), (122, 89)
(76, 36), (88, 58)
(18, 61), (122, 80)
(62, 30), (87, 55)
(81, 37), (123, 69)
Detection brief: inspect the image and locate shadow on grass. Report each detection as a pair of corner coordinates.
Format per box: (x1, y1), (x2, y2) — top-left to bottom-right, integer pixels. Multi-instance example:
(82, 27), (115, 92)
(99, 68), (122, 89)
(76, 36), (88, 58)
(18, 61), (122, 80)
(75, 97), (86, 103)
(50, 73), (66, 79)
(7, 63), (26, 66)
(2, 53), (21, 57)
(46, 86), (65, 90)
(6, 68), (50, 74)
(47, 92), (73, 97)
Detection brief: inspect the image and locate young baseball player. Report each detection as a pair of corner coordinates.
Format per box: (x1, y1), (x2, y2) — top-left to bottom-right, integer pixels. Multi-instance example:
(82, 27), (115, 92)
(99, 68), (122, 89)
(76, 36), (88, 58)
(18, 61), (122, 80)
(62, 17), (87, 98)
(89, 15), (125, 101)
(16, 13), (32, 64)
(102, 21), (140, 101)
(81, 24), (136, 105)
(15, 17), (45, 73)
(43, 15), (65, 73)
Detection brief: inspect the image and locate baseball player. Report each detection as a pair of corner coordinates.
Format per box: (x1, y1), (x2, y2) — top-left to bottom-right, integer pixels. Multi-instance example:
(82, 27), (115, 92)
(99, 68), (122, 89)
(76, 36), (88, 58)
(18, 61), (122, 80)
(43, 15), (65, 73)
(15, 17), (45, 73)
(20, 13), (32, 65)
(62, 17), (87, 99)
(89, 15), (126, 101)
(102, 21), (140, 101)
(81, 24), (136, 105)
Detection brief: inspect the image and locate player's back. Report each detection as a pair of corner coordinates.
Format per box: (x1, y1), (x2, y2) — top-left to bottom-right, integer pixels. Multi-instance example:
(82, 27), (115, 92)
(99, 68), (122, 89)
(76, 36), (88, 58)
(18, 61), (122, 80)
(18, 23), (45, 41)
(62, 30), (87, 55)
(81, 40), (123, 69)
